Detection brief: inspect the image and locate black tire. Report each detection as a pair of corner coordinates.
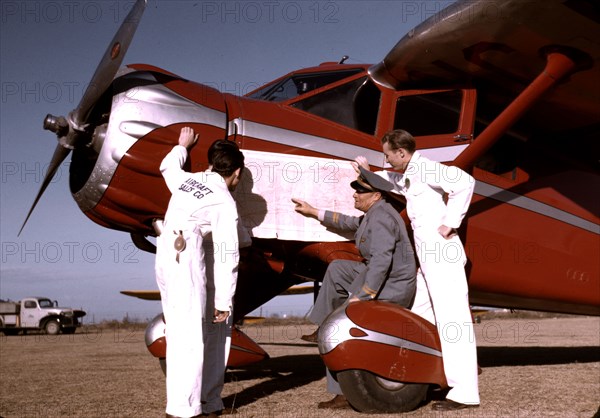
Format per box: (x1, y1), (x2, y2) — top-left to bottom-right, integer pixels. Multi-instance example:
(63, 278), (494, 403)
(45, 320), (60, 335)
(337, 369), (428, 413)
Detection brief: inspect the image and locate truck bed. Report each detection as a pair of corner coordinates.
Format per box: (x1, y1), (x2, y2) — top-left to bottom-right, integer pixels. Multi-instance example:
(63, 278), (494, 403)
(0, 301), (19, 314)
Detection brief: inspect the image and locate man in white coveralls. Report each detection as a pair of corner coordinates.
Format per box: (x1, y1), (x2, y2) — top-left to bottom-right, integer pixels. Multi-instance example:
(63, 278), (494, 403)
(155, 126), (244, 418)
(355, 129), (479, 411)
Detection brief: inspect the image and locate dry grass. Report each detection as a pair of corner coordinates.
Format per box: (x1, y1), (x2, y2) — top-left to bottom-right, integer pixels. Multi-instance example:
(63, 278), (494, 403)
(1, 316), (598, 417)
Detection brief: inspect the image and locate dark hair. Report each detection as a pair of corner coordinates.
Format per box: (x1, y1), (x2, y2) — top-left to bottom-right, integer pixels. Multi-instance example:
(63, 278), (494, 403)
(208, 139), (245, 177)
(381, 129), (416, 153)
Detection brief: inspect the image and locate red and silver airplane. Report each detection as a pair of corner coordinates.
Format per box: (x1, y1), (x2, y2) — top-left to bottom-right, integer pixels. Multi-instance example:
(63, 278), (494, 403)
(21, 0), (599, 412)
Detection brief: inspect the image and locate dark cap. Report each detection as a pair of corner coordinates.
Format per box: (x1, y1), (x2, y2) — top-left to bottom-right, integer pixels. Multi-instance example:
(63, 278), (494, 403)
(358, 166), (394, 192)
(350, 175), (376, 193)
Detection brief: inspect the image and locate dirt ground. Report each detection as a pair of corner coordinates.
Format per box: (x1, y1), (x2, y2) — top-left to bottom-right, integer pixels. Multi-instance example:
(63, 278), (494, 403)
(0, 315), (598, 418)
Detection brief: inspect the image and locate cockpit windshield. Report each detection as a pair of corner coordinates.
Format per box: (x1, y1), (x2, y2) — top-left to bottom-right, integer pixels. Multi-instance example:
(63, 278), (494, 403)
(248, 69), (363, 102)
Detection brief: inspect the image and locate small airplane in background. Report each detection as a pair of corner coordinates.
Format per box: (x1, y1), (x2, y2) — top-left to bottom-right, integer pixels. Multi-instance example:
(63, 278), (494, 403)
(20, 0), (599, 412)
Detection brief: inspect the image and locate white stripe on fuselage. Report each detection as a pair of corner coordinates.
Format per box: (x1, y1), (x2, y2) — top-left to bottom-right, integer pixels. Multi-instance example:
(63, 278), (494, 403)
(236, 118), (469, 166)
(474, 182), (598, 234)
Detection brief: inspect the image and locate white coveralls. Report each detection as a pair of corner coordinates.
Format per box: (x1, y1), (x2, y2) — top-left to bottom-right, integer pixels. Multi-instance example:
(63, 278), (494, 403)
(155, 145), (240, 417)
(378, 151), (480, 405)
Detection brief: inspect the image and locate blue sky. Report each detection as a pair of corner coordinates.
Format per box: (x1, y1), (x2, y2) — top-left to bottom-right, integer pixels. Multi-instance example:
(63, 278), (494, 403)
(1, 1), (450, 321)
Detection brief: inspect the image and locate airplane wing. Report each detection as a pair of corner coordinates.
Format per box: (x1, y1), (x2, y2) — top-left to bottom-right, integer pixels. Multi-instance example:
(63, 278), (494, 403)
(369, 0), (600, 133)
(120, 290), (161, 301)
(121, 284), (314, 302)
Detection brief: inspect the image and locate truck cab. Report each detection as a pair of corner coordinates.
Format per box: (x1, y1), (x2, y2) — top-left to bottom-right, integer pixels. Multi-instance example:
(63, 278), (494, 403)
(0, 297), (86, 335)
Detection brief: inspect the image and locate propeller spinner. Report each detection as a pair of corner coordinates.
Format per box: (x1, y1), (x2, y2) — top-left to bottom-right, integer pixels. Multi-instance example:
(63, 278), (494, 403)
(19, 0), (147, 236)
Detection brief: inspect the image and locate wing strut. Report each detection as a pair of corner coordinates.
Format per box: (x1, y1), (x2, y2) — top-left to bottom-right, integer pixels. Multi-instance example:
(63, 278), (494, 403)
(452, 49), (581, 171)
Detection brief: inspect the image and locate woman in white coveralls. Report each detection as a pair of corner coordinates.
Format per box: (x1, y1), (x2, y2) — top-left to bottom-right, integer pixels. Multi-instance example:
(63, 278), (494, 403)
(355, 129), (480, 411)
(155, 127), (244, 418)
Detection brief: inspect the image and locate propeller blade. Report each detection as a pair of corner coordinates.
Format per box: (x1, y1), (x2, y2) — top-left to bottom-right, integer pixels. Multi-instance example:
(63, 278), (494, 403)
(74, 0), (147, 124)
(21, 1), (148, 236)
(18, 144), (71, 236)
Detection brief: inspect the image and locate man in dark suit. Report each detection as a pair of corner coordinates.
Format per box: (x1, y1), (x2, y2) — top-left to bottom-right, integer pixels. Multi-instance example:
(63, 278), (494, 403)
(291, 174), (417, 409)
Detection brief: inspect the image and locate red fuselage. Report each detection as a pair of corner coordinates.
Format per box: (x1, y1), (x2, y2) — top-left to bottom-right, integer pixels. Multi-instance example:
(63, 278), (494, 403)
(70, 63), (599, 318)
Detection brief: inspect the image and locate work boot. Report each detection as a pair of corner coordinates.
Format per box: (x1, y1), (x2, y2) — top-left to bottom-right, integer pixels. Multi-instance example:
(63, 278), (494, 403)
(301, 328), (318, 343)
(317, 394), (350, 409)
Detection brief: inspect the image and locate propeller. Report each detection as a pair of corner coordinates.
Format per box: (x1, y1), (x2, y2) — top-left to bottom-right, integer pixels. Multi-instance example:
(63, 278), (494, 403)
(19, 0), (147, 236)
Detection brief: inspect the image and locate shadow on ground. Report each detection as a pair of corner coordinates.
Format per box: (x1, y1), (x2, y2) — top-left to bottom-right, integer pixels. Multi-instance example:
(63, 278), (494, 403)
(222, 345), (599, 411)
(224, 353), (324, 410)
(479, 346), (600, 367)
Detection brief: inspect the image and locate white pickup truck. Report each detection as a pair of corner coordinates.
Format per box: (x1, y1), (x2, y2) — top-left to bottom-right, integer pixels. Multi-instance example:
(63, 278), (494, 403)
(0, 297), (86, 335)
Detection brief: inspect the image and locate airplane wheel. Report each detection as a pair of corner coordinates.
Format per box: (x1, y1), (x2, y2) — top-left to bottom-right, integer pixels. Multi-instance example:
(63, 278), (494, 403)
(337, 369), (428, 413)
(159, 358), (167, 375)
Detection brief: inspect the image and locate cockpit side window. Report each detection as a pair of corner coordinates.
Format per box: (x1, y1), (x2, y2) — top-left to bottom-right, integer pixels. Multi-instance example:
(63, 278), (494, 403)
(248, 69), (362, 102)
(292, 77), (381, 134)
(394, 90), (463, 136)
